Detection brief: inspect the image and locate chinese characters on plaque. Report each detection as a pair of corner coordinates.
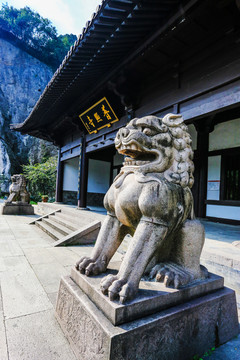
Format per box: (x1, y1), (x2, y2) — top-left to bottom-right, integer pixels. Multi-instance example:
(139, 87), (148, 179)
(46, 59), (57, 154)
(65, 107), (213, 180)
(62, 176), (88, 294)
(79, 97), (119, 134)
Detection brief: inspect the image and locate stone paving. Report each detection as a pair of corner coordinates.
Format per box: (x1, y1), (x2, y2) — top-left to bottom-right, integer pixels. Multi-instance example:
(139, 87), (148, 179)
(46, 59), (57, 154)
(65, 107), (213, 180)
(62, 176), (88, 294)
(0, 211), (96, 360)
(0, 208), (239, 359)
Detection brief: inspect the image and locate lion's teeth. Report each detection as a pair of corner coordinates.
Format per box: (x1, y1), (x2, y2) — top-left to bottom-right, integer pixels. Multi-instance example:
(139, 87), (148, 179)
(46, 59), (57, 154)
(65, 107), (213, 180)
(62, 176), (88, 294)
(130, 143), (137, 150)
(136, 161), (148, 165)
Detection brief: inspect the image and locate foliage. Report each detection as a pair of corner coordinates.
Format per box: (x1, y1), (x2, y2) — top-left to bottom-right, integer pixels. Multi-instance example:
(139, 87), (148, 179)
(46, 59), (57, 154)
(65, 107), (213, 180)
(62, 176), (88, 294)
(22, 156), (58, 200)
(193, 347), (216, 360)
(0, 4), (77, 69)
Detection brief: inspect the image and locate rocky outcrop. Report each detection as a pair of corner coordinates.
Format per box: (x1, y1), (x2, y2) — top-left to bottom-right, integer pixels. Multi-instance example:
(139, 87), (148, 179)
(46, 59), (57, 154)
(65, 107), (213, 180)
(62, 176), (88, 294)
(0, 36), (55, 192)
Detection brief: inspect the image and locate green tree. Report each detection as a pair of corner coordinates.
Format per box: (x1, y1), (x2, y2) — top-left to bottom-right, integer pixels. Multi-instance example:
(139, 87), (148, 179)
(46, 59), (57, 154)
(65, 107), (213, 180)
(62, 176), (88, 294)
(22, 156), (58, 200)
(0, 4), (77, 69)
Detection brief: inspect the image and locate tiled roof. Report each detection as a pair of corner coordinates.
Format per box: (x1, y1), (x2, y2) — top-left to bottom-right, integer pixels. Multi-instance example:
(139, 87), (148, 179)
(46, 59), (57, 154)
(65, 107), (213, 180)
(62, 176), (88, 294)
(12, 0), (196, 137)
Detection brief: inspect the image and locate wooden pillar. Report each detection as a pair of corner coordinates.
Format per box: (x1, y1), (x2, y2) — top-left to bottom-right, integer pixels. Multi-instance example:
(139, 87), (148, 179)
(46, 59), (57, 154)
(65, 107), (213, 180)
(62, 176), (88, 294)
(77, 135), (88, 209)
(55, 148), (63, 203)
(196, 129), (209, 218)
(194, 117), (214, 218)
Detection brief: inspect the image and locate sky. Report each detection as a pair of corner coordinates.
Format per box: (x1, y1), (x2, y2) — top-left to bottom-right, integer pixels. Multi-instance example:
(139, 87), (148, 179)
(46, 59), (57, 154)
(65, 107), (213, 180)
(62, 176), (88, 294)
(0, 0), (101, 35)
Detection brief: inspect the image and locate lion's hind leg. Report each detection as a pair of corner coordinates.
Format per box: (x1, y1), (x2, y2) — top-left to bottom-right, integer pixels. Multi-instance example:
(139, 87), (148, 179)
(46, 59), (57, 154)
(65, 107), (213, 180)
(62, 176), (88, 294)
(150, 219), (208, 288)
(150, 262), (195, 288)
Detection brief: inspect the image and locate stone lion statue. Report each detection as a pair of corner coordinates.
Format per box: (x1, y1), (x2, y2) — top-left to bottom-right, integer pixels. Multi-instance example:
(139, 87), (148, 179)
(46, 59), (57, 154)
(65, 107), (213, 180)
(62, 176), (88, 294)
(6, 174), (30, 203)
(76, 114), (208, 303)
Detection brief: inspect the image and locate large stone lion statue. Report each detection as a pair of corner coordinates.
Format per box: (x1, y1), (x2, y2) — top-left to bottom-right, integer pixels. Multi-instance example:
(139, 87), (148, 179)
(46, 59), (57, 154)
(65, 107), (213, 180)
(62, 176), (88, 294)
(76, 114), (208, 303)
(6, 174), (30, 203)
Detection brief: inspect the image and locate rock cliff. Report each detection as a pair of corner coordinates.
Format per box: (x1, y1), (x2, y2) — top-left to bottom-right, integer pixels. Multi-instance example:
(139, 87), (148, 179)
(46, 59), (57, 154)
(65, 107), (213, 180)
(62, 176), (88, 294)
(0, 36), (55, 192)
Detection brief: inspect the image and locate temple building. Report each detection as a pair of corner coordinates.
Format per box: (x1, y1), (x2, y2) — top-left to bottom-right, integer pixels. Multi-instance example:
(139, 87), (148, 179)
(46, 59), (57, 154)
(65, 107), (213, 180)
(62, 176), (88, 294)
(13, 0), (240, 224)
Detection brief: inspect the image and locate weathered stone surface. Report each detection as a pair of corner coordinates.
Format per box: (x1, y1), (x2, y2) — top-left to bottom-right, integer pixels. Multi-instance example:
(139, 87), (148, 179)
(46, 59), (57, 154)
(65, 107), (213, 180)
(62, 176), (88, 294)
(5, 174), (30, 203)
(0, 288), (8, 360)
(1, 202), (34, 215)
(71, 266), (224, 325)
(56, 277), (114, 360)
(32, 261), (69, 294)
(56, 276), (239, 360)
(6, 309), (76, 360)
(76, 114), (208, 303)
(0, 310), (8, 360)
(1, 255), (52, 319)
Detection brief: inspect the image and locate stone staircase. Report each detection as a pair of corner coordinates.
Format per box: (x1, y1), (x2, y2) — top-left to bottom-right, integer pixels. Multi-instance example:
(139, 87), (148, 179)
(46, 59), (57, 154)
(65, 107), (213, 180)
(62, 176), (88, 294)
(30, 205), (105, 247)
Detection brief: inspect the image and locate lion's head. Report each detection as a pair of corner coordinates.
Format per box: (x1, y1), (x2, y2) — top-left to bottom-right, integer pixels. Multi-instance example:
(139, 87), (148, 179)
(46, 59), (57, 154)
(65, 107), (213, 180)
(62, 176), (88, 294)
(10, 174), (26, 188)
(115, 114), (194, 188)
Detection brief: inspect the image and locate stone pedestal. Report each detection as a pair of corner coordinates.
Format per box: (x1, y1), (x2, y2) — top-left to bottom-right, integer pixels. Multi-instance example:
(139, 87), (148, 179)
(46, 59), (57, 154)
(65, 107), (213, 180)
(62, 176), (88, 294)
(55, 266), (239, 360)
(1, 202), (34, 215)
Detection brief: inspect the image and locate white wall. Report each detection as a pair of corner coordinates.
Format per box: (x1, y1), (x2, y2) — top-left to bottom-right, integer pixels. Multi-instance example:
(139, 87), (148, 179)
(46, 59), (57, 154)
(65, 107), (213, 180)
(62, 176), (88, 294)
(209, 118), (240, 151)
(207, 156), (221, 200)
(206, 205), (240, 221)
(62, 157), (79, 191)
(206, 118), (240, 220)
(87, 159), (111, 194)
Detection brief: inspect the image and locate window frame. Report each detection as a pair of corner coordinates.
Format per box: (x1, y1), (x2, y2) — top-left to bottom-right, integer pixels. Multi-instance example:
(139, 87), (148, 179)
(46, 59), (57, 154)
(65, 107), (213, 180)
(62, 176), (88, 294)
(206, 146), (240, 206)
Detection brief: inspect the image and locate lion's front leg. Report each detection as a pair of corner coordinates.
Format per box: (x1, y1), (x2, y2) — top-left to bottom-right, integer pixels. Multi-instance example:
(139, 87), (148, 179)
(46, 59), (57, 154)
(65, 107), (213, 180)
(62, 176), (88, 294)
(6, 192), (16, 203)
(76, 214), (128, 276)
(100, 220), (168, 303)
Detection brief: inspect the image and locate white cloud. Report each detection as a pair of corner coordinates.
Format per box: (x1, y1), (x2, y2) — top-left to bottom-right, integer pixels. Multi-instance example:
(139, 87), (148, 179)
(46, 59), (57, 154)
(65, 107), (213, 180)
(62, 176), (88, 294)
(1, 0), (101, 35)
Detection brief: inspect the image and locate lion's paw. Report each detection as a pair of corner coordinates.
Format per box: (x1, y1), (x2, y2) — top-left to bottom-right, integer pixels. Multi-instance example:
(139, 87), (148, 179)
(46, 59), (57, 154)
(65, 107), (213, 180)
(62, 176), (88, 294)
(100, 275), (137, 303)
(75, 255), (107, 276)
(150, 263), (193, 289)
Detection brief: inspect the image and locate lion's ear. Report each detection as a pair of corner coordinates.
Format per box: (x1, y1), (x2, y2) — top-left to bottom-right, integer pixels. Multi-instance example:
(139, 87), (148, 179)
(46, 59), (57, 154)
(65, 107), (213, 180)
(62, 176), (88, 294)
(162, 113), (183, 127)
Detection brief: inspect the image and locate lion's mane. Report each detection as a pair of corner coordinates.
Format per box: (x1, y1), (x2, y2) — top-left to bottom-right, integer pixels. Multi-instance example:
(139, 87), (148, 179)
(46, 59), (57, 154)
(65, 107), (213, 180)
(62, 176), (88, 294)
(161, 114), (194, 188)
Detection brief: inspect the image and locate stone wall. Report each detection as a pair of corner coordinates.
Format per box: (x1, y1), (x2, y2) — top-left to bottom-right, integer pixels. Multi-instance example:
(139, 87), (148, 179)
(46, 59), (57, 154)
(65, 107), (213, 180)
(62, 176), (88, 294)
(62, 191), (105, 207)
(87, 192), (105, 207)
(62, 191), (78, 205)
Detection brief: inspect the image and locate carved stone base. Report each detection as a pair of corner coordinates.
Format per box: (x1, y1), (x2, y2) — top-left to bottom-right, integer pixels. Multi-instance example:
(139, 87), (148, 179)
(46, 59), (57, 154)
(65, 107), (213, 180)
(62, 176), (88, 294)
(0, 202), (34, 215)
(55, 274), (239, 360)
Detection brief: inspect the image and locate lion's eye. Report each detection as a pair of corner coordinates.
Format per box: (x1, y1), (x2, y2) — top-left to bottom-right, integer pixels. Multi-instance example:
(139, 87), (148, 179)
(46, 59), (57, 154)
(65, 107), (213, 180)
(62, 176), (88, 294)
(143, 127), (155, 136)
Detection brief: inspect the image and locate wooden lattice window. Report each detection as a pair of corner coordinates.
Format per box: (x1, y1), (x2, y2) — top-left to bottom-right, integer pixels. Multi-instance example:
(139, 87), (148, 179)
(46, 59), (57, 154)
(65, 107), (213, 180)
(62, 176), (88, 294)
(223, 153), (240, 201)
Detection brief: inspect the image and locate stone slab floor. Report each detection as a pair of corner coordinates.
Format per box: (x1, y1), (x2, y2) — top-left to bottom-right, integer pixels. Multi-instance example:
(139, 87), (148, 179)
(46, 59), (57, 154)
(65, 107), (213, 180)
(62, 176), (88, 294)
(0, 212), (239, 360)
(0, 212), (105, 360)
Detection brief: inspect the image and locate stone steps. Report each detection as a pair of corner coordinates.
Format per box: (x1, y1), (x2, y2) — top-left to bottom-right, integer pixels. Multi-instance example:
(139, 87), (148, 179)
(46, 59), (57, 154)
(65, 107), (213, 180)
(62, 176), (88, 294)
(42, 217), (71, 236)
(30, 207), (103, 246)
(48, 214), (78, 232)
(35, 220), (62, 241)
(54, 211), (89, 227)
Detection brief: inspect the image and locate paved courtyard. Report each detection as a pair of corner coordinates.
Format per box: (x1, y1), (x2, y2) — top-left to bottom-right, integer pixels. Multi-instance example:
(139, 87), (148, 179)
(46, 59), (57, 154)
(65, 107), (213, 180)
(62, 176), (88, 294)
(0, 211), (99, 360)
(0, 208), (239, 359)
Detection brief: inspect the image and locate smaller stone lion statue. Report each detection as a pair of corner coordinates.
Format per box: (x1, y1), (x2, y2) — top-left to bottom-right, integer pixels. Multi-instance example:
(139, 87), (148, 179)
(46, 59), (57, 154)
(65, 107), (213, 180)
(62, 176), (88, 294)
(6, 174), (30, 204)
(76, 114), (208, 303)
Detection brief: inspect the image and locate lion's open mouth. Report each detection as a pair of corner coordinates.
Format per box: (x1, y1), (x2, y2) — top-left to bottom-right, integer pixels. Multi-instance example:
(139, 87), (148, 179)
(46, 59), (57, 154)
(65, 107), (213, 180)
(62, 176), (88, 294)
(118, 143), (156, 166)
